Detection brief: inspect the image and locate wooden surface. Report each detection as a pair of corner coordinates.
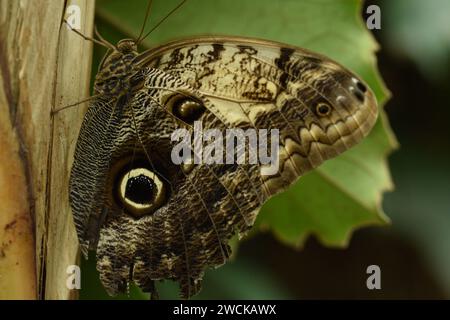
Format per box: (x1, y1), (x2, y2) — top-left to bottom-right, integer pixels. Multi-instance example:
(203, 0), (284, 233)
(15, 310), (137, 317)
(0, 0), (95, 299)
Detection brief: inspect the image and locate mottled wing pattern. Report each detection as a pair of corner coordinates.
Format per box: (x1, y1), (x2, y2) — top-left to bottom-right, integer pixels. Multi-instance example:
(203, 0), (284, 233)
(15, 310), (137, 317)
(70, 37), (378, 298)
(142, 37), (378, 195)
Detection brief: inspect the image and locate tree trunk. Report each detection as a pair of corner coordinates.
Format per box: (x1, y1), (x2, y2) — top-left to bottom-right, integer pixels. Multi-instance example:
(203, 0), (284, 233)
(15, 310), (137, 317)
(0, 0), (94, 299)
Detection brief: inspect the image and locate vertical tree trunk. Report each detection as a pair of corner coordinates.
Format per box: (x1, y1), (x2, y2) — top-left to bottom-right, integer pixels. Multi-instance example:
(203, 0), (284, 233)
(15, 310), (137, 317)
(0, 0), (94, 299)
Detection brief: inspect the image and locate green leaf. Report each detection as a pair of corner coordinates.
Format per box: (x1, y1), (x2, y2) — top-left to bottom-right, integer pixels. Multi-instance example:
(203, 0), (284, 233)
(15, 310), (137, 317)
(94, 0), (396, 247)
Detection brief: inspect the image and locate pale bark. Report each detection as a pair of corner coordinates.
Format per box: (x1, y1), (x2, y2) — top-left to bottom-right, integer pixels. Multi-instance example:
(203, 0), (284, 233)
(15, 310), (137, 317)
(0, 0), (95, 299)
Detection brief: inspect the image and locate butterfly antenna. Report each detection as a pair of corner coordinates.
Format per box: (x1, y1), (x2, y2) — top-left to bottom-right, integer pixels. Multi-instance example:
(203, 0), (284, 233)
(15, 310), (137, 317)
(63, 19), (116, 51)
(135, 0), (153, 43)
(94, 25), (117, 50)
(136, 0), (188, 46)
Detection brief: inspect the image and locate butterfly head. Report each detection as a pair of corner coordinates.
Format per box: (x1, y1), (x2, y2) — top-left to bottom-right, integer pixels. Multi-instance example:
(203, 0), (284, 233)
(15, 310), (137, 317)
(116, 39), (138, 53)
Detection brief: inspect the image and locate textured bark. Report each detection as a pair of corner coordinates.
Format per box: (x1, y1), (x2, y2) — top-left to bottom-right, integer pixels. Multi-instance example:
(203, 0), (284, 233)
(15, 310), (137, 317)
(0, 0), (94, 299)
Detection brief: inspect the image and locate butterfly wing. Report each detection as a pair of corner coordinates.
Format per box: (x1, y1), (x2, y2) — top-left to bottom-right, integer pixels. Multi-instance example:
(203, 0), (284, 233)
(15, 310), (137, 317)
(70, 37), (378, 298)
(140, 37), (378, 195)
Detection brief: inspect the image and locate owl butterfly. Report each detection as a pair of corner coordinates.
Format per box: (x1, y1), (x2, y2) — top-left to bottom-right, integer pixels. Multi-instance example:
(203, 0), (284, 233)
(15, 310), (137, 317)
(68, 1), (378, 299)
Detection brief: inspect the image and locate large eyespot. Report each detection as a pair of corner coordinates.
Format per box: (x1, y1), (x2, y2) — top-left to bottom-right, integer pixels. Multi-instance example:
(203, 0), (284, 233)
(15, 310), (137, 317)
(167, 94), (206, 124)
(315, 102), (331, 117)
(116, 167), (166, 218)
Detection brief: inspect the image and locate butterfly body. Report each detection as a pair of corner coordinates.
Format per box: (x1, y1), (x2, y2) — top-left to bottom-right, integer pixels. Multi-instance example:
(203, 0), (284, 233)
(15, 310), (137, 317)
(70, 36), (378, 298)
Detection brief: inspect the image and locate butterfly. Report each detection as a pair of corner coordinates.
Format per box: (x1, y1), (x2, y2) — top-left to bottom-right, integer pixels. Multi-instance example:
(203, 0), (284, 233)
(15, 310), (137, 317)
(68, 1), (378, 299)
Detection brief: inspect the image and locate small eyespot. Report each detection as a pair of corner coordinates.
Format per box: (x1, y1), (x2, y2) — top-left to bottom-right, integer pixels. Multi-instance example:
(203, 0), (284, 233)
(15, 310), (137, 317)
(351, 78), (367, 102)
(173, 99), (205, 123)
(315, 102), (331, 117)
(168, 95), (206, 124)
(350, 86), (365, 103)
(117, 39), (137, 53)
(116, 167), (166, 218)
(356, 80), (367, 93)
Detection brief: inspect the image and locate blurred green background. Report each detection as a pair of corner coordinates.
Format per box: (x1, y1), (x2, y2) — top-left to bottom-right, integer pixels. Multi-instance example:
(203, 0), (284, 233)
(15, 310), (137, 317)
(79, 0), (450, 299)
